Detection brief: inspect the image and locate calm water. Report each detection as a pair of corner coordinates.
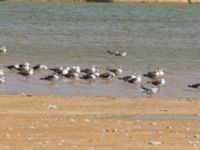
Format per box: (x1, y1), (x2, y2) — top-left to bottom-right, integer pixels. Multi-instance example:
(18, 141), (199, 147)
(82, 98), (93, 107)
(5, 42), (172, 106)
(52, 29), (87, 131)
(0, 2), (200, 97)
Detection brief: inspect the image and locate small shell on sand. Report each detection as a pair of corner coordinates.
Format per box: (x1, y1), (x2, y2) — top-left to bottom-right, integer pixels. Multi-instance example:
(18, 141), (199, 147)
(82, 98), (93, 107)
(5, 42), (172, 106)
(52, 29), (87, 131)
(148, 141), (162, 145)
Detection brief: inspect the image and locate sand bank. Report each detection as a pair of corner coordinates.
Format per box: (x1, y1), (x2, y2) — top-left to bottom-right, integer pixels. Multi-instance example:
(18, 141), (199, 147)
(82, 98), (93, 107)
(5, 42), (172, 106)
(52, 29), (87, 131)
(0, 95), (200, 149)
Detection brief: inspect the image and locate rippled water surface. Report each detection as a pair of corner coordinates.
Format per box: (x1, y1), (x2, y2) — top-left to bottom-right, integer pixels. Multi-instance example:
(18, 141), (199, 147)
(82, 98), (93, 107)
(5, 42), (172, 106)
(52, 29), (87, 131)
(0, 3), (200, 97)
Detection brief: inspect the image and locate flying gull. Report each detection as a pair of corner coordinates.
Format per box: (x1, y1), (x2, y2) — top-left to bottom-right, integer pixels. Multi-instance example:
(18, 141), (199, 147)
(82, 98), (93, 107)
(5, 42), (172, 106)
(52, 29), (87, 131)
(188, 83), (200, 89)
(106, 50), (127, 57)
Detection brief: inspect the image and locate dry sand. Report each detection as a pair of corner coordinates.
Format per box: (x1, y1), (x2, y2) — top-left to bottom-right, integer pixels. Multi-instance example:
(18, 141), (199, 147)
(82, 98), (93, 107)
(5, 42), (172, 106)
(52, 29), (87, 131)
(0, 94), (200, 149)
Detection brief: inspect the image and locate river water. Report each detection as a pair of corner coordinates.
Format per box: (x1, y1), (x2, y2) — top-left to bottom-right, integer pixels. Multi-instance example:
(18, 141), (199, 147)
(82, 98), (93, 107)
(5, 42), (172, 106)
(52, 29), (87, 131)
(0, 2), (200, 97)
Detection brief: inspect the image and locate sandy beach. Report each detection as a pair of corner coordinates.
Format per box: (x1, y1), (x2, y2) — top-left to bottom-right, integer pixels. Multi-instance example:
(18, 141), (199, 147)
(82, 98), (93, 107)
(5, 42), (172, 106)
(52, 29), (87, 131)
(0, 94), (200, 149)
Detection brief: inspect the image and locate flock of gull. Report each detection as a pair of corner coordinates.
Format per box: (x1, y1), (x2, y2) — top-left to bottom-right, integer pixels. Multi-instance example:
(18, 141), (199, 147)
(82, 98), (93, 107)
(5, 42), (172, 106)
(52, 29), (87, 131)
(0, 45), (199, 95)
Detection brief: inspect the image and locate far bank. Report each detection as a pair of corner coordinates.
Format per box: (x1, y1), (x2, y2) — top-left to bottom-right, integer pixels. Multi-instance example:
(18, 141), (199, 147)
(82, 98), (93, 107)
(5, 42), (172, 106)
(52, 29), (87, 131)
(2, 0), (199, 4)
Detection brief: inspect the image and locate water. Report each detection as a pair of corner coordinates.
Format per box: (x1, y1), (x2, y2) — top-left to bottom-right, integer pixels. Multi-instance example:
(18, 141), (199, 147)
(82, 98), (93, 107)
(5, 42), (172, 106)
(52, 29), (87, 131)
(0, 2), (200, 97)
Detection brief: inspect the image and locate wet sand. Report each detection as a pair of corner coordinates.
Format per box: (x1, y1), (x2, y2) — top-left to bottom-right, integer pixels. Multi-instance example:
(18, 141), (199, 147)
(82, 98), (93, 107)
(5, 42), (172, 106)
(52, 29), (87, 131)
(0, 95), (200, 149)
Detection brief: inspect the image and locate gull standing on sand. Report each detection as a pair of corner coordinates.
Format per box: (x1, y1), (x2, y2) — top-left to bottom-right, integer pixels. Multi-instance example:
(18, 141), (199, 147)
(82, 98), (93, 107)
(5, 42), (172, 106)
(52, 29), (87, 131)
(0, 45), (7, 53)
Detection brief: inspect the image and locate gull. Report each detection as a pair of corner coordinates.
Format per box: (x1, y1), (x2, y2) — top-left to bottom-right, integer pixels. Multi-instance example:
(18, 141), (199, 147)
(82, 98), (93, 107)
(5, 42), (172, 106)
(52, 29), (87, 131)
(18, 68), (34, 77)
(69, 66), (81, 74)
(5, 64), (20, 70)
(148, 78), (165, 86)
(99, 72), (115, 79)
(118, 74), (137, 82)
(16, 62), (31, 72)
(58, 67), (70, 76)
(40, 73), (59, 81)
(143, 69), (165, 79)
(65, 72), (79, 80)
(0, 76), (5, 84)
(81, 65), (97, 74)
(107, 67), (122, 75)
(0, 45), (6, 53)
(49, 66), (64, 73)
(127, 75), (142, 84)
(33, 64), (48, 71)
(188, 83), (200, 89)
(106, 50), (127, 57)
(80, 73), (96, 80)
(0, 69), (4, 76)
(140, 85), (159, 96)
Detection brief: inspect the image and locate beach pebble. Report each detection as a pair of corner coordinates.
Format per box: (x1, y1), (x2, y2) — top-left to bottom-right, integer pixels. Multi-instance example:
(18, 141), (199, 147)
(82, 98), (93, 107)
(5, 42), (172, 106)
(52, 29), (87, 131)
(160, 108), (169, 112)
(5, 134), (10, 138)
(47, 104), (58, 109)
(148, 141), (162, 145)
(193, 134), (200, 139)
(29, 126), (35, 129)
(112, 128), (118, 132)
(58, 140), (65, 146)
(186, 127), (190, 131)
(149, 122), (157, 126)
(84, 119), (90, 122)
(188, 140), (193, 144)
(69, 118), (76, 123)
(102, 129), (109, 133)
(166, 126), (172, 129)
